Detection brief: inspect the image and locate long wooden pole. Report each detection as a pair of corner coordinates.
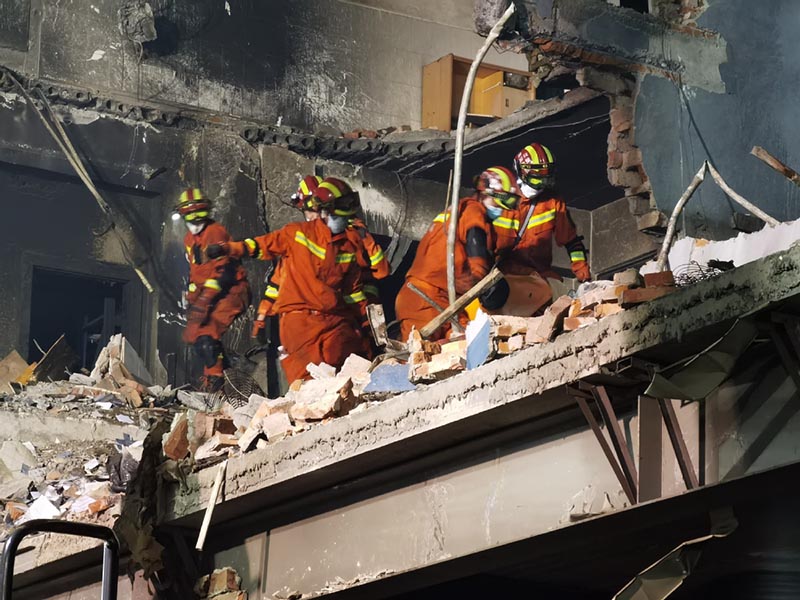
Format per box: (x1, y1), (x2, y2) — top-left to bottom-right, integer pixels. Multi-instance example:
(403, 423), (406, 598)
(707, 162), (779, 227)
(751, 145), (800, 188)
(447, 3), (516, 304)
(655, 162), (707, 271)
(420, 267), (504, 339)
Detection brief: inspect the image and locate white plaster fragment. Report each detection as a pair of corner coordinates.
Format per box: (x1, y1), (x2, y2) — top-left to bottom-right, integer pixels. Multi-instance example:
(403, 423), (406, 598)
(87, 50), (106, 61)
(224, 1), (231, 15)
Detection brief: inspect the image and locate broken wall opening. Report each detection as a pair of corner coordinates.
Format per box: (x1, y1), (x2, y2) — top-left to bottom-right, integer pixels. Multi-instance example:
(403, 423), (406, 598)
(28, 267), (126, 368)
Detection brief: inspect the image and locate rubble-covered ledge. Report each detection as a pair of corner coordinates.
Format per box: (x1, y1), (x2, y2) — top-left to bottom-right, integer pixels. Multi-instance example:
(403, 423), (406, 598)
(163, 244), (800, 524)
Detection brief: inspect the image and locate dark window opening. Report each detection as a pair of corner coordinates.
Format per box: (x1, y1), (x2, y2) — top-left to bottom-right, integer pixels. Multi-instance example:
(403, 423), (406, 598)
(621, 0), (649, 13)
(29, 267), (125, 370)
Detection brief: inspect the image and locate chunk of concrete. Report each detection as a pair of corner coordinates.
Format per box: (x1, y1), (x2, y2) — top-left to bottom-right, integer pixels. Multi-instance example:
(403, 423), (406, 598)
(288, 378), (355, 422)
(535, 295), (573, 341)
(262, 413), (293, 443)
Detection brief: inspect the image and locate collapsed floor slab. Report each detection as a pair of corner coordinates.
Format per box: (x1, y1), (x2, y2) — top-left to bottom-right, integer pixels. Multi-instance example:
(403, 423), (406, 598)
(163, 243), (800, 525)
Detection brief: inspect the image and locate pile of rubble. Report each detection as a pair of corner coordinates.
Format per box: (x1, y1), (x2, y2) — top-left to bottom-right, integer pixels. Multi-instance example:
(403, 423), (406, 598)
(0, 334), (170, 539)
(163, 354), (376, 463)
(409, 268), (678, 379)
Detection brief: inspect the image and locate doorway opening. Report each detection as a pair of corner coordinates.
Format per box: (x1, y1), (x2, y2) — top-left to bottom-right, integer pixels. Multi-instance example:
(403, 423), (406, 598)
(28, 267), (126, 369)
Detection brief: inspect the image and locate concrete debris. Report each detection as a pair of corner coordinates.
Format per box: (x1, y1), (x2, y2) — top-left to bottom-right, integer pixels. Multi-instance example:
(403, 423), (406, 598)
(613, 268), (645, 288)
(261, 413), (293, 443)
(194, 433), (239, 461)
(196, 567), (247, 600)
(288, 377), (356, 422)
(306, 362), (337, 380)
(535, 295), (573, 341)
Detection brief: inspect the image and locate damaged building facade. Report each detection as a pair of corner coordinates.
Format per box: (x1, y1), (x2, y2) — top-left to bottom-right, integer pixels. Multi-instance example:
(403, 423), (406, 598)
(2, 0), (800, 598)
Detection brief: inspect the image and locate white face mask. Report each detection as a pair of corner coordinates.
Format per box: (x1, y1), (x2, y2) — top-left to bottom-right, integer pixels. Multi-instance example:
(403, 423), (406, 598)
(326, 215), (347, 235)
(186, 221), (207, 235)
(486, 205), (503, 221)
(519, 182), (542, 199)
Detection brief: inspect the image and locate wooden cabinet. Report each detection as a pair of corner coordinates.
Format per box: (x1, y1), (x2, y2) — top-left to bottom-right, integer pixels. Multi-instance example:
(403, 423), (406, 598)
(422, 54), (535, 131)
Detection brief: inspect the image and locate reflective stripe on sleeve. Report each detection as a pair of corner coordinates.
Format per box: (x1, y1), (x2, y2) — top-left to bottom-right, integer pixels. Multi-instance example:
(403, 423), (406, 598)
(336, 253), (356, 264)
(570, 251), (586, 263)
(363, 283), (379, 298)
(203, 279), (222, 291)
(264, 285), (279, 299)
(369, 248), (385, 266)
(188, 283), (197, 293)
(344, 290), (367, 304)
(244, 238), (260, 258)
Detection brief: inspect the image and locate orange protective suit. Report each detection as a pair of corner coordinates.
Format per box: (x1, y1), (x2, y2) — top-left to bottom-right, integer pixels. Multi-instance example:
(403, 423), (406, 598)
(228, 218), (388, 382)
(503, 194), (590, 281)
(182, 221), (250, 378)
(395, 197), (494, 341)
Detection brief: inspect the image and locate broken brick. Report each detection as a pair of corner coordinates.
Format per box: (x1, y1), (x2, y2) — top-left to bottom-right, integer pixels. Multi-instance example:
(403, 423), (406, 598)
(607, 150), (623, 169)
(261, 412), (293, 442)
(440, 339), (467, 355)
(410, 350), (465, 383)
(594, 303), (624, 318)
(622, 148), (643, 171)
(496, 334), (525, 355)
(535, 295), (573, 341)
(620, 286), (677, 307)
(644, 270), (676, 288)
(407, 329), (441, 355)
(163, 415), (189, 461)
(564, 316), (598, 331)
(289, 378), (355, 421)
(613, 269), (644, 288)
(608, 167), (643, 189)
(489, 315), (530, 337)
(208, 567), (242, 596)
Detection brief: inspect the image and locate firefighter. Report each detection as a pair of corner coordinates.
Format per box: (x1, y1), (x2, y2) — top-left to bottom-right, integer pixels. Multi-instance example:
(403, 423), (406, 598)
(394, 167), (516, 342)
(206, 178), (389, 383)
(510, 143), (591, 284)
(251, 175), (323, 339)
(477, 143), (591, 317)
(177, 188), (250, 391)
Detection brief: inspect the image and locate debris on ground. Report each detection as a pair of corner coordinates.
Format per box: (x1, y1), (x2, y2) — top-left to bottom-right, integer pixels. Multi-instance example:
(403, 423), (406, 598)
(195, 566), (248, 600)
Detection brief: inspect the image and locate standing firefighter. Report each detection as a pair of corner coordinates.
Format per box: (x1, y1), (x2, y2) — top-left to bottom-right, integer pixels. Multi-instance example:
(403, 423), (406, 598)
(251, 175), (323, 339)
(207, 178), (388, 383)
(395, 167), (517, 341)
(491, 143), (591, 315)
(177, 188), (250, 391)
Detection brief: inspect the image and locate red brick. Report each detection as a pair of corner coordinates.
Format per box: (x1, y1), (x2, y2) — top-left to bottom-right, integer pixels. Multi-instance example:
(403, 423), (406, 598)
(622, 148), (643, 170)
(607, 151), (623, 169)
(620, 286), (677, 307)
(644, 270), (676, 288)
(563, 316), (598, 331)
(163, 416), (189, 461)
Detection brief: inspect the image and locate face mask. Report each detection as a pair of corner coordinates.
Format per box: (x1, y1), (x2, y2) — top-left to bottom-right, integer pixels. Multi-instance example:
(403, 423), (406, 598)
(326, 215), (347, 235)
(486, 205), (503, 221)
(186, 220), (207, 235)
(519, 182), (541, 199)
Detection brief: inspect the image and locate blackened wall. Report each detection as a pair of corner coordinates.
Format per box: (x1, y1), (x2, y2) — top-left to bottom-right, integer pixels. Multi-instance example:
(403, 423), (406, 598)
(636, 0), (800, 239)
(0, 0), (526, 132)
(0, 95), (264, 381)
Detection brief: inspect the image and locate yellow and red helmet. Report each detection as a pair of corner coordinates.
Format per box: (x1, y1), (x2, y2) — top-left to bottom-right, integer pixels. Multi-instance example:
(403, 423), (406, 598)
(514, 143), (555, 190)
(291, 175), (323, 210)
(313, 177), (360, 216)
(176, 188), (211, 222)
(475, 166), (521, 210)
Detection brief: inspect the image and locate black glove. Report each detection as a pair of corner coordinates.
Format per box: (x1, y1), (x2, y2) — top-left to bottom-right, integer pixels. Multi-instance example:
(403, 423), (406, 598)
(205, 243), (228, 259)
(479, 277), (510, 311)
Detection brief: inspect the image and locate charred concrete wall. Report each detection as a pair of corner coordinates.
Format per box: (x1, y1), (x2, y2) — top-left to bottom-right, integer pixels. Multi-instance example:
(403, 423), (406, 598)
(0, 0), (525, 132)
(0, 93), (263, 381)
(636, 0), (800, 239)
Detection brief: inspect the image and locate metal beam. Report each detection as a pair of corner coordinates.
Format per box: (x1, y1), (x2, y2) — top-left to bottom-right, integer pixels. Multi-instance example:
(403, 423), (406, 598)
(592, 385), (639, 497)
(573, 391), (637, 505)
(657, 398), (700, 490)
